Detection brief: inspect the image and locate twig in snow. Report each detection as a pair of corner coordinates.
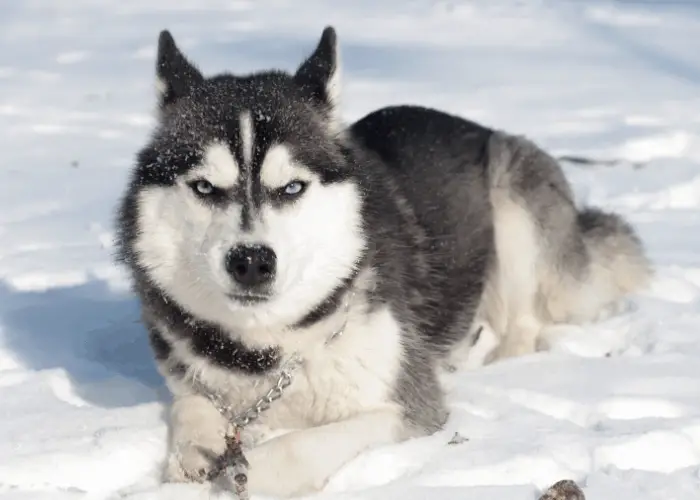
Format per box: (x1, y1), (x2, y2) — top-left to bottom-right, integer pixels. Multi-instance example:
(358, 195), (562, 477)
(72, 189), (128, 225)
(557, 155), (646, 170)
(447, 431), (469, 445)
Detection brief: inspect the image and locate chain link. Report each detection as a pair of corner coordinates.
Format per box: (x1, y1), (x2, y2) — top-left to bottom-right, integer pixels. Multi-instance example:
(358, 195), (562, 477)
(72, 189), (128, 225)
(232, 360), (298, 427)
(192, 354), (301, 434)
(194, 289), (355, 434)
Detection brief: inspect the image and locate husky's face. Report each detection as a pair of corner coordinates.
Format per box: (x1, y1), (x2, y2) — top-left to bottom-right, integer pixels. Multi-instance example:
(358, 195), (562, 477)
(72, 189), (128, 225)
(120, 28), (367, 332)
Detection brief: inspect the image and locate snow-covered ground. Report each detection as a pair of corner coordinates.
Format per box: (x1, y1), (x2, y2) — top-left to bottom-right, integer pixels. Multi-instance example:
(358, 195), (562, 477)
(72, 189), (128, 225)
(2, 0), (700, 498)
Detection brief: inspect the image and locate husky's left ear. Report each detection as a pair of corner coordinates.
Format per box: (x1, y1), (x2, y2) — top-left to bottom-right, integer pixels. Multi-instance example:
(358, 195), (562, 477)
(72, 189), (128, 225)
(294, 26), (342, 132)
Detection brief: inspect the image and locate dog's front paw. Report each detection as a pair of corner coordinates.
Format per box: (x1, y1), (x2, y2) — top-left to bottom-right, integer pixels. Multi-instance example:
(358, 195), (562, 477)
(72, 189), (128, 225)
(164, 441), (223, 483)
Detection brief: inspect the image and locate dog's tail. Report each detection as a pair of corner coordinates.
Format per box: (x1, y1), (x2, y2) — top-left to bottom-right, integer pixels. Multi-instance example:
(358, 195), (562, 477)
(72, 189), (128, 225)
(577, 207), (653, 305)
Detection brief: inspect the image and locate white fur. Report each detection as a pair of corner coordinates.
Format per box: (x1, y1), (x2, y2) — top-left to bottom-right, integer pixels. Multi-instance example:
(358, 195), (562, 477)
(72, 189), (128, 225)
(164, 392), (227, 482)
(239, 111), (255, 215)
(260, 144), (314, 189)
(244, 409), (400, 497)
(161, 303), (405, 496)
(184, 141), (239, 188)
(155, 76), (167, 100)
(239, 110), (254, 168)
(482, 190), (544, 359)
(133, 184), (240, 303)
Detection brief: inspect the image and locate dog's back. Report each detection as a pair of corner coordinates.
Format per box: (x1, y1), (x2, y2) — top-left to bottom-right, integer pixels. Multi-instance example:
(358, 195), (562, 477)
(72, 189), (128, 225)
(350, 105), (652, 362)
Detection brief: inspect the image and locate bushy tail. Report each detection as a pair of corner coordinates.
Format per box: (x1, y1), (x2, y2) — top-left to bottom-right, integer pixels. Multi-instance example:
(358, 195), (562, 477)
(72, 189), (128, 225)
(577, 207), (653, 301)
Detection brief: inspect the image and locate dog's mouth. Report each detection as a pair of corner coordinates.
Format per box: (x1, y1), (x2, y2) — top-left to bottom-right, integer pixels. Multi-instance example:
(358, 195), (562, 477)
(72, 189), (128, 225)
(227, 293), (271, 305)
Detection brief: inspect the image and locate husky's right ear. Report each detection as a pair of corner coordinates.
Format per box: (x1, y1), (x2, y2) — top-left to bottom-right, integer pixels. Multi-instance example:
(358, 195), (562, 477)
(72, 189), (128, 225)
(155, 30), (204, 108)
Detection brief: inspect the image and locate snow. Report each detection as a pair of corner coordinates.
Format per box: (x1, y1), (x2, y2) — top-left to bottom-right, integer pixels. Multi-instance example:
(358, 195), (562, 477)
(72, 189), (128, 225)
(2, 0), (700, 498)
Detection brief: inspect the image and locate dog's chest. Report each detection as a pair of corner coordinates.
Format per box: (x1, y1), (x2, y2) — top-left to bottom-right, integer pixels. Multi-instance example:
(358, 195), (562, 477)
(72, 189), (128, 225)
(218, 305), (404, 429)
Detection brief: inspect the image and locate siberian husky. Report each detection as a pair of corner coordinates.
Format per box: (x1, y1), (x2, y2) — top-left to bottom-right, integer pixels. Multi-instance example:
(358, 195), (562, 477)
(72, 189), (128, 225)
(115, 26), (651, 497)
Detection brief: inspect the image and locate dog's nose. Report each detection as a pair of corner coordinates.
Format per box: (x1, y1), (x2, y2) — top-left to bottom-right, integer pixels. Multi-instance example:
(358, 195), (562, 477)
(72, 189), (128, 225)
(225, 244), (277, 287)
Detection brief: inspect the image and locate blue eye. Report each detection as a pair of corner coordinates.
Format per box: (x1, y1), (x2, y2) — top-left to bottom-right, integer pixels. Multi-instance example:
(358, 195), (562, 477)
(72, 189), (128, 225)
(188, 179), (220, 199)
(195, 180), (213, 195)
(284, 181), (306, 196)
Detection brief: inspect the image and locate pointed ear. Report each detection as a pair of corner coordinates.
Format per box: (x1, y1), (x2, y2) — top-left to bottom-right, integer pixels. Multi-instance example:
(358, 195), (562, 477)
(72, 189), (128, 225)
(294, 26), (342, 131)
(155, 30), (204, 107)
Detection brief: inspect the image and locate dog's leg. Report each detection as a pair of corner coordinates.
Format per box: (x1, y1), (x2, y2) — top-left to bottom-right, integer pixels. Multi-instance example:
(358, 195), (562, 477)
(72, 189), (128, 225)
(487, 189), (544, 360)
(244, 408), (402, 497)
(494, 315), (543, 359)
(163, 393), (228, 483)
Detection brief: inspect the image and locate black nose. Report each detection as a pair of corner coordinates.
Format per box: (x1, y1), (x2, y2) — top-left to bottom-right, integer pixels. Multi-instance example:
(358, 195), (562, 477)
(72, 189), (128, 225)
(225, 245), (277, 288)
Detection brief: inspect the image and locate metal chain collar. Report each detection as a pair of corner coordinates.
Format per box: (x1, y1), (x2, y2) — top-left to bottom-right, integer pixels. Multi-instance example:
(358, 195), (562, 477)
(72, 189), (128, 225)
(197, 353), (302, 432)
(194, 289), (355, 433)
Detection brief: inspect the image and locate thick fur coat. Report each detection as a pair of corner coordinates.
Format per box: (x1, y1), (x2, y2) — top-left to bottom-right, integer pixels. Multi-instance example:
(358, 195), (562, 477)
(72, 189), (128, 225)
(115, 26), (652, 497)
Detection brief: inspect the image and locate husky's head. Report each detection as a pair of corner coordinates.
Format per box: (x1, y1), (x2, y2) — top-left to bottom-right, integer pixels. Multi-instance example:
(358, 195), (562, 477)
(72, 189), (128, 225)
(118, 27), (367, 335)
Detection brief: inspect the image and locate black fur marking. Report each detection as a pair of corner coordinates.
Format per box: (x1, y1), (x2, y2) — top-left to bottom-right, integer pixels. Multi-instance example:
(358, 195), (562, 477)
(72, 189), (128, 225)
(248, 122), (269, 212)
(157, 30), (205, 108)
(144, 286), (281, 375)
(133, 75), (352, 197)
(237, 175), (254, 232)
(292, 142), (354, 185)
(148, 325), (172, 361)
(292, 263), (363, 329)
(135, 145), (202, 187)
(293, 26), (337, 113)
(146, 323), (189, 378)
(228, 128), (254, 231)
